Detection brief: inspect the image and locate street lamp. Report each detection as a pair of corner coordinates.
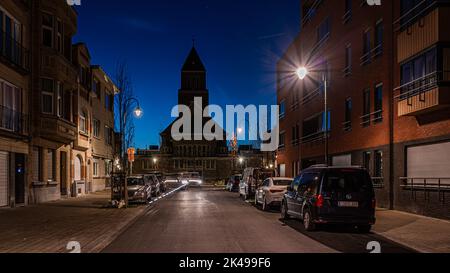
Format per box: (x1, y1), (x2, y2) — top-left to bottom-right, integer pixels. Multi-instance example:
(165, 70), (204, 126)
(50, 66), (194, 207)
(296, 66), (329, 166)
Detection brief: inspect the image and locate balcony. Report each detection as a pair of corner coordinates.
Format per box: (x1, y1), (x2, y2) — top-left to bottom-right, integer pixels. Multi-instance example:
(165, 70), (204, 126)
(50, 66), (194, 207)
(37, 115), (77, 144)
(74, 133), (90, 151)
(396, 4), (449, 63)
(0, 30), (30, 73)
(0, 106), (28, 137)
(396, 72), (450, 117)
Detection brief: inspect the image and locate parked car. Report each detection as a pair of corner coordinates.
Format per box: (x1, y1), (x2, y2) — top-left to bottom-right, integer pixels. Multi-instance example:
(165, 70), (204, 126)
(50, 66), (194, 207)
(281, 166), (376, 233)
(181, 172), (203, 187)
(126, 175), (152, 203)
(164, 173), (188, 190)
(226, 174), (242, 192)
(145, 174), (161, 197)
(239, 168), (276, 200)
(149, 172), (166, 192)
(255, 177), (293, 211)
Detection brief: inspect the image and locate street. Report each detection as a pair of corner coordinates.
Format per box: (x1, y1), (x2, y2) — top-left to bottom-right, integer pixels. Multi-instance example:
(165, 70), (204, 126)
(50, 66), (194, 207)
(103, 187), (414, 253)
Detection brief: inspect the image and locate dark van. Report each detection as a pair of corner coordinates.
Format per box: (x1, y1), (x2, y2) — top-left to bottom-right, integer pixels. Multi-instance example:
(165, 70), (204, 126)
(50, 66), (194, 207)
(281, 166), (376, 233)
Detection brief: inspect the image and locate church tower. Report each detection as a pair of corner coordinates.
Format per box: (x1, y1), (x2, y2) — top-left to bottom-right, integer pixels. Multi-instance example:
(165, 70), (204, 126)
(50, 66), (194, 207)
(178, 46), (209, 110)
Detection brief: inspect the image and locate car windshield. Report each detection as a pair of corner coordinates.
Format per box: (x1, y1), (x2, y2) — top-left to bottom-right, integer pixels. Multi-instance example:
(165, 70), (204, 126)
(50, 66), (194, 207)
(273, 179), (292, 186)
(322, 169), (373, 193)
(127, 177), (145, 186)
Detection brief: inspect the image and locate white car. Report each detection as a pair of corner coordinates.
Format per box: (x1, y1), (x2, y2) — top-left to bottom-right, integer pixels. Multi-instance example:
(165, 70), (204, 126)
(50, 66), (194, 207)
(255, 177), (294, 211)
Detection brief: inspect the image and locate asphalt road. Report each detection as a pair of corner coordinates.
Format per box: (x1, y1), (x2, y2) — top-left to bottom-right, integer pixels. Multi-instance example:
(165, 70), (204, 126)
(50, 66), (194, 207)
(102, 187), (414, 253)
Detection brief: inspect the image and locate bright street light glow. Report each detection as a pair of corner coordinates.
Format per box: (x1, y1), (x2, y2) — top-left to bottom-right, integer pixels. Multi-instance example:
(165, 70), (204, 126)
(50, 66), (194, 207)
(239, 157), (244, 164)
(237, 127), (243, 134)
(134, 107), (143, 118)
(296, 67), (308, 80)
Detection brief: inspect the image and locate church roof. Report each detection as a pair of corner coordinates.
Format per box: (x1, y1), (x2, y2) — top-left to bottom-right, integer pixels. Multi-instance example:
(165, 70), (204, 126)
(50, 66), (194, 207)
(182, 47), (206, 71)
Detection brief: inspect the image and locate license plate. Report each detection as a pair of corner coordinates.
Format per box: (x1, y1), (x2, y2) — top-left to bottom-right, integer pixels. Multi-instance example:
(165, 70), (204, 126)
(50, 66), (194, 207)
(338, 201), (359, 208)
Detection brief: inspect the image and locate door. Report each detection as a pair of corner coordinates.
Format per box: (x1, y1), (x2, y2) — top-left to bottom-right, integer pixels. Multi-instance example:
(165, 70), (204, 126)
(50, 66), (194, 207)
(286, 176), (301, 214)
(0, 152), (9, 207)
(60, 152), (67, 195)
(74, 156), (81, 181)
(14, 153), (25, 204)
(407, 142), (450, 185)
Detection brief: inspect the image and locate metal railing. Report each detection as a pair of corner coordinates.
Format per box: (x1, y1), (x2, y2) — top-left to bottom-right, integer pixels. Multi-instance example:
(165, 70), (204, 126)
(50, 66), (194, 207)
(394, 71), (445, 101)
(360, 51), (371, 66)
(372, 177), (385, 189)
(301, 130), (327, 144)
(0, 105), (28, 135)
(0, 30), (30, 71)
(394, 0), (438, 31)
(302, 85), (323, 105)
(400, 177), (450, 203)
(342, 121), (352, 132)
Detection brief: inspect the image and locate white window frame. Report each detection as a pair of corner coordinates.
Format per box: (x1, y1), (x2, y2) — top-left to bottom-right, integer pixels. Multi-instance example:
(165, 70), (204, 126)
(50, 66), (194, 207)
(41, 78), (54, 115)
(42, 12), (54, 48)
(79, 111), (87, 134)
(93, 118), (100, 138)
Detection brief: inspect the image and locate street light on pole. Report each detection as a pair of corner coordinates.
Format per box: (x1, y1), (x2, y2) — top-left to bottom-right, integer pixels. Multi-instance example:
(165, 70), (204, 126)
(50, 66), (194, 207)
(296, 66), (329, 166)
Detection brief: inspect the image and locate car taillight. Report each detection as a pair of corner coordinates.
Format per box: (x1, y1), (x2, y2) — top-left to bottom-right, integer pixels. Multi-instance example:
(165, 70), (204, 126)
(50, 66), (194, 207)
(315, 194), (324, 208)
(372, 199), (377, 209)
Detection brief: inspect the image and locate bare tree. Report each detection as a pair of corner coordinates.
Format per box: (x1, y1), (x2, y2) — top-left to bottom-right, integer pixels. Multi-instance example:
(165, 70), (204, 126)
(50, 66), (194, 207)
(114, 61), (136, 169)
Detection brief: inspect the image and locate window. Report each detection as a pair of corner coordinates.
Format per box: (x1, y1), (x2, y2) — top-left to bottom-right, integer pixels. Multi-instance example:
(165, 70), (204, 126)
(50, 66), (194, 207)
(344, 0), (352, 22)
(279, 131), (286, 149)
(0, 79), (22, 131)
(42, 13), (53, 48)
(105, 92), (113, 111)
(93, 119), (100, 138)
(93, 161), (99, 177)
(362, 89), (371, 127)
(56, 19), (63, 53)
(302, 111), (330, 142)
(374, 84), (383, 123)
(79, 111), (87, 134)
(400, 48), (437, 96)
(374, 20), (383, 56)
(344, 98), (352, 131)
(57, 82), (63, 117)
(32, 147), (41, 182)
(363, 151), (371, 175)
(93, 78), (101, 99)
(317, 17), (330, 43)
(374, 151), (383, 178)
(41, 78), (54, 114)
(47, 149), (55, 182)
(362, 29), (371, 64)
(292, 123), (300, 145)
(105, 126), (113, 145)
(0, 7), (23, 65)
(279, 100), (286, 119)
(105, 160), (112, 176)
(345, 45), (352, 75)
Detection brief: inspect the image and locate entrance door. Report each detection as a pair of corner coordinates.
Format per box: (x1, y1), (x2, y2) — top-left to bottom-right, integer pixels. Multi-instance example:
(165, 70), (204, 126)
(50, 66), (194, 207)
(60, 152), (67, 195)
(74, 156), (81, 181)
(14, 153), (25, 204)
(407, 142), (450, 185)
(332, 154), (352, 167)
(0, 152), (9, 207)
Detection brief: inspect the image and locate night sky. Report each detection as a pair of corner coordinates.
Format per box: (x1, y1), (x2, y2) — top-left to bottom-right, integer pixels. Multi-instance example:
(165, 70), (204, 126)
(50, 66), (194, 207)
(75, 0), (299, 148)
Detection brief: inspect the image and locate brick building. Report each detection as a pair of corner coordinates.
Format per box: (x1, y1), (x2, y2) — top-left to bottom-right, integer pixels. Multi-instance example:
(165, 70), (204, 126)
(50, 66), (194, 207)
(277, 0), (450, 219)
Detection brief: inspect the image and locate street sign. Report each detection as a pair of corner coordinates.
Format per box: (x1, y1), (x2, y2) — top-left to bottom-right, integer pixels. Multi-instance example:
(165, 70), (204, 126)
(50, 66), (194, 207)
(127, 148), (136, 163)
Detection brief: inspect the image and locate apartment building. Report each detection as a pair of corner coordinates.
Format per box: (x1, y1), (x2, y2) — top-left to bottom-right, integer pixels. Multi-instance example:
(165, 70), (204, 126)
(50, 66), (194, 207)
(91, 65), (118, 192)
(132, 146), (161, 175)
(0, 0), (30, 207)
(277, 0), (450, 219)
(392, 0), (450, 218)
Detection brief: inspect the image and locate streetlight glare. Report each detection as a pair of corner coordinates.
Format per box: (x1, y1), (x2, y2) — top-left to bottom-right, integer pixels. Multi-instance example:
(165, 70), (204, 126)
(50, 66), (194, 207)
(237, 127), (243, 134)
(296, 67), (308, 80)
(134, 107), (143, 118)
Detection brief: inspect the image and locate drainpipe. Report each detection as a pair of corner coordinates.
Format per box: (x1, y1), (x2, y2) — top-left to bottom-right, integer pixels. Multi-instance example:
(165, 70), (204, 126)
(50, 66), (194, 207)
(388, 0), (395, 210)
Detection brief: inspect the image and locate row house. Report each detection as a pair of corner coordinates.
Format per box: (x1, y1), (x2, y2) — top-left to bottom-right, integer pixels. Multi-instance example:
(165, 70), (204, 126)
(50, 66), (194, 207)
(0, 0), (118, 207)
(277, 0), (450, 219)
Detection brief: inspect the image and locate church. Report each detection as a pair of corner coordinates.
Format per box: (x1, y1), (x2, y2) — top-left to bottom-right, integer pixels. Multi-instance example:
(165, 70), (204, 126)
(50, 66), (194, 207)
(158, 46), (232, 182)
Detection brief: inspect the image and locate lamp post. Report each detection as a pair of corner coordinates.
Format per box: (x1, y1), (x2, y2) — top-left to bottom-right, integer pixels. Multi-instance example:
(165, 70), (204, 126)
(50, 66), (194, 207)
(120, 97), (143, 208)
(297, 67), (329, 166)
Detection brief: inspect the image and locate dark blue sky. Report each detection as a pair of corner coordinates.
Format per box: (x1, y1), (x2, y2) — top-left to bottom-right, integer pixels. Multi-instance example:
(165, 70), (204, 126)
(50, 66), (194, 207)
(75, 0), (299, 148)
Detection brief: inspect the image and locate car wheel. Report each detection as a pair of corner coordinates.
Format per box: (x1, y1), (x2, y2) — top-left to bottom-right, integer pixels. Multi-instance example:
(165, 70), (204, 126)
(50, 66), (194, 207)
(303, 209), (316, 231)
(357, 225), (372, 233)
(281, 201), (290, 220)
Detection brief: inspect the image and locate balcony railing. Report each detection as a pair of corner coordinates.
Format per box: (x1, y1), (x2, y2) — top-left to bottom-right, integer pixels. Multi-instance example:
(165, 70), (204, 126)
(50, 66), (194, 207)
(0, 30), (30, 72)
(394, 71), (446, 101)
(301, 130), (327, 144)
(394, 0), (440, 31)
(360, 51), (371, 66)
(400, 177), (450, 203)
(0, 105), (28, 136)
(342, 121), (352, 132)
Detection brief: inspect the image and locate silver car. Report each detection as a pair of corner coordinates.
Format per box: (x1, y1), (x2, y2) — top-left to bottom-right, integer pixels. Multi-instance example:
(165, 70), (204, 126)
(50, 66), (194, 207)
(127, 175), (152, 203)
(255, 177), (293, 211)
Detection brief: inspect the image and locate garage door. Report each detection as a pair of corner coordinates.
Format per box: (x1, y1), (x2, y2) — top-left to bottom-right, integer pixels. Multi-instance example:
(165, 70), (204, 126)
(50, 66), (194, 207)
(0, 152), (9, 207)
(332, 154), (352, 167)
(407, 142), (450, 185)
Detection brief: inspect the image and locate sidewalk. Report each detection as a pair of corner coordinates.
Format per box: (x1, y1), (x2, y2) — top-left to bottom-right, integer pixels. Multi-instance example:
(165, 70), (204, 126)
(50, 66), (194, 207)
(0, 191), (146, 253)
(373, 209), (450, 253)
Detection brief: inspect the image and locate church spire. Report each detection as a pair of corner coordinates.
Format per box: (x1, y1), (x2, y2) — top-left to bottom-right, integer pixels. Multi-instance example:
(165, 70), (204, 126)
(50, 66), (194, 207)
(182, 46), (206, 72)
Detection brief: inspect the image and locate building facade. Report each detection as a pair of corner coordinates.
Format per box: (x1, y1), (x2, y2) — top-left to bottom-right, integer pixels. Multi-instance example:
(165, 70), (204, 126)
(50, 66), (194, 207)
(0, 0), (118, 207)
(277, 0), (450, 219)
(0, 0), (31, 207)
